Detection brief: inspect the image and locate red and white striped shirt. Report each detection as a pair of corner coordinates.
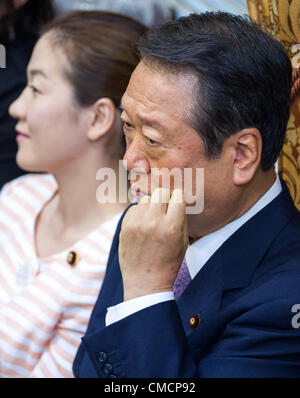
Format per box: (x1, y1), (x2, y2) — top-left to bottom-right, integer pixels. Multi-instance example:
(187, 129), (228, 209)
(0, 174), (121, 377)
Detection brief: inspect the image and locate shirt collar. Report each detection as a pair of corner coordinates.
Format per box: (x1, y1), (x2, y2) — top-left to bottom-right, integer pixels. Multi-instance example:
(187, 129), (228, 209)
(185, 174), (282, 279)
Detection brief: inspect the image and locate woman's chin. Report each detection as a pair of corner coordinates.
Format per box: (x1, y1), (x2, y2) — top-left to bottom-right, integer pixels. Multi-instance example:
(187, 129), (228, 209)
(16, 156), (45, 173)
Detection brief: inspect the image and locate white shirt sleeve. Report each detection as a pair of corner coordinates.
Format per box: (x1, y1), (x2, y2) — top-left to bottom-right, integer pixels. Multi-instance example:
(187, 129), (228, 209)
(105, 291), (174, 326)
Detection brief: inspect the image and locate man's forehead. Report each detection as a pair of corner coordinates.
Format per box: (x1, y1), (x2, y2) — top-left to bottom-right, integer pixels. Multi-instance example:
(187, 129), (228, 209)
(127, 63), (174, 100)
(122, 60), (197, 113)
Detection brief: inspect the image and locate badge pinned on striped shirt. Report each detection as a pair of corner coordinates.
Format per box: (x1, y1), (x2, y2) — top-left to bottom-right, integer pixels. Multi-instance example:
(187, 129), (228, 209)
(67, 251), (81, 267)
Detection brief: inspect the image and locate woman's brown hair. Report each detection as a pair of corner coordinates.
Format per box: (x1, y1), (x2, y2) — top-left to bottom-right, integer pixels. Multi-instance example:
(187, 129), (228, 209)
(42, 10), (146, 108)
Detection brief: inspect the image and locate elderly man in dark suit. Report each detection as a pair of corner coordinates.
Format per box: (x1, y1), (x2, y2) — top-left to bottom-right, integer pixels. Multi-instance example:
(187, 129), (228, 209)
(73, 12), (300, 378)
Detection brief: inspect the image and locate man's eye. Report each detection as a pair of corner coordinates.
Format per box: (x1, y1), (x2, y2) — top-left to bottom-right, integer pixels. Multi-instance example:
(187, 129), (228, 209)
(146, 137), (159, 146)
(122, 121), (133, 129)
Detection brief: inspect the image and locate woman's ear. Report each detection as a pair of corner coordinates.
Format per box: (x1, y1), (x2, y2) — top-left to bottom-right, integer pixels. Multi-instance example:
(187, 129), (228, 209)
(233, 128), (262, 185)
(87, 98), (116, 142)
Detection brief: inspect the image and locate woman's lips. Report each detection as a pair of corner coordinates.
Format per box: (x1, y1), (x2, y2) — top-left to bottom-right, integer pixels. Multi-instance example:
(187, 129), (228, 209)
(16, 131), (30, 142)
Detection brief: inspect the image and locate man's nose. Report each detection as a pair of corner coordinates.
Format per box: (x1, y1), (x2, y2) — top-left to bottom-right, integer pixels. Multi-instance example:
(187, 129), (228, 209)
(123, 140), (150, 174)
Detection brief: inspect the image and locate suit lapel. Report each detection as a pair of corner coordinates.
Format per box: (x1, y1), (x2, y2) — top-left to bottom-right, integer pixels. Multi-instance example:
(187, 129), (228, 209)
(176, 252), (224, 359)
(175, 183), (297, 358)
(221, 183), (296, 292)
(176, 254), (223, 335)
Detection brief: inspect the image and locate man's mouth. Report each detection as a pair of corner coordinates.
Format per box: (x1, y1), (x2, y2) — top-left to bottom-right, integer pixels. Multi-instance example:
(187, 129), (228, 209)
(130, 186), (148, 200)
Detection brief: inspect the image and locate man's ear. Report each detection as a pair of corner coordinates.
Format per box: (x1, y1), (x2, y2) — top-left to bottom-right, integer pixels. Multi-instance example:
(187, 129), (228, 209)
(233, 128), (262, 185)
(87, 98), (116, 142)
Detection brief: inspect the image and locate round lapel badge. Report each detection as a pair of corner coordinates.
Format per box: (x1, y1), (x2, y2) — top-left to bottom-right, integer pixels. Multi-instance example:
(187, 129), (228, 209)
(189, 314), (201, 329)
(67, 251), (81, 266)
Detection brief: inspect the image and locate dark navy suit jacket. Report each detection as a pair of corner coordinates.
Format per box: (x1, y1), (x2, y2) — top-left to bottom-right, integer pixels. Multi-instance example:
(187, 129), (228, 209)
(73, 184), (300, 377)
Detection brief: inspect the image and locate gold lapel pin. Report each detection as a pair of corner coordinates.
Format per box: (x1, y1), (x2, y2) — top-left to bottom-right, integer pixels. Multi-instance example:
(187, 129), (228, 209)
(67, 251), (81, 266)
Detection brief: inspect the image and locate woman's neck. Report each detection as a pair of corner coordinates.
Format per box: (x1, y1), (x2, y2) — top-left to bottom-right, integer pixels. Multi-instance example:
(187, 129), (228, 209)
(50, 155), (128, 233)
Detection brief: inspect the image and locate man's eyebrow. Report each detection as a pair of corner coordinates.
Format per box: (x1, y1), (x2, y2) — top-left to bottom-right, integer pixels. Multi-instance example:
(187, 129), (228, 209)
(119, 103), (167, 132)
(139, 117), (165, 131)
(28, 69), (48, 79)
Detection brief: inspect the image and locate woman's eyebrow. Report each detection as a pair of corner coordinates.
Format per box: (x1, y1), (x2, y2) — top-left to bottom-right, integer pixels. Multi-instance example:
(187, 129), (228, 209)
(28, 68), (48, 79)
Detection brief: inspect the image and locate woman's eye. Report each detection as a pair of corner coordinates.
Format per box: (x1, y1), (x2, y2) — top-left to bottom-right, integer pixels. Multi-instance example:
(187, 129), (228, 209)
(28, 85), (40, 94)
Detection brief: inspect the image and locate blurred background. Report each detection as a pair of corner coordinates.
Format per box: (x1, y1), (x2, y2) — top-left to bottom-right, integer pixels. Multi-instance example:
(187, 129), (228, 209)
(1, 1), (300, 212)
(53, 0), (249, 26)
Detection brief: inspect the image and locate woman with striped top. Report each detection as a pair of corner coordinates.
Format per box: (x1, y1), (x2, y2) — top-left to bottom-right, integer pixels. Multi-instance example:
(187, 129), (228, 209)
(0, 11), (145, 377)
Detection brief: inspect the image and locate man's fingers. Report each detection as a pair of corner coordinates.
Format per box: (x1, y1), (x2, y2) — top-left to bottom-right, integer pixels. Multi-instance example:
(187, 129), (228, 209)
(140, 194), (151, 205)
(151, 188), (171, 210)
(151, 187), (171, 203)
(166, 189), (186, 223)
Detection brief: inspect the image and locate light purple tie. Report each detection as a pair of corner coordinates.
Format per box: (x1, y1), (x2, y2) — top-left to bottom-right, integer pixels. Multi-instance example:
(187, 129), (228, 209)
(173, 257), (191, 300)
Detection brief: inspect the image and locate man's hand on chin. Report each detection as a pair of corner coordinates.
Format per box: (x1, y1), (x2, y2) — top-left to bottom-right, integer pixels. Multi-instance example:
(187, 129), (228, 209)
(119, 188), (189, 301)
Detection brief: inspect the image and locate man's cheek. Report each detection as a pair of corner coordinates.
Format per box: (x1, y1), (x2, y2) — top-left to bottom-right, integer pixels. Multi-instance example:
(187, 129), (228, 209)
(183, 168), (205, 214)
(150, 167), (183, 192)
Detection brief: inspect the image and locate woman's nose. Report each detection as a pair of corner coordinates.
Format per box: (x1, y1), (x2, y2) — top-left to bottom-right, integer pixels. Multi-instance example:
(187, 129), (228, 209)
(8, 88), (26, 121)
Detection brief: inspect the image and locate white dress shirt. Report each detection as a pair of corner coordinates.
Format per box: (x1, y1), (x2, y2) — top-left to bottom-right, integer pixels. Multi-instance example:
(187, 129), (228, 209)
(106, 175), (282, 326)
